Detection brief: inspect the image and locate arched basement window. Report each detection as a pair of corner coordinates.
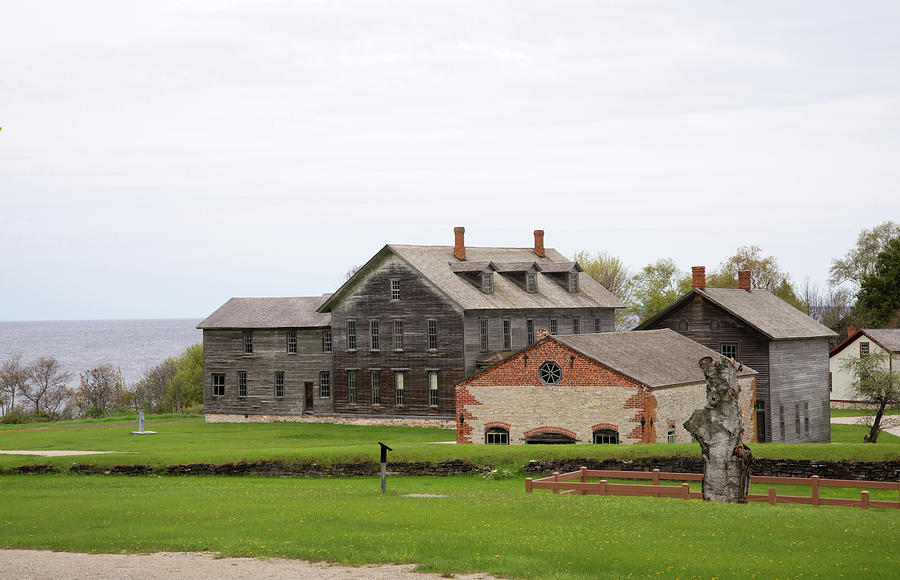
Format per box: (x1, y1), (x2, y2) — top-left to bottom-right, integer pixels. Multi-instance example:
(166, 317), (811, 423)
(525, 431), (575, 444)
(485, 427), (509, 445)
(593, 429), (619, 444)
(667, 426), (676, 443)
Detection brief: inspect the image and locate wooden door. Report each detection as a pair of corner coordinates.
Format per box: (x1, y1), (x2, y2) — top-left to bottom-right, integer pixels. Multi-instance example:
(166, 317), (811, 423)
(304, 382), (313, 411)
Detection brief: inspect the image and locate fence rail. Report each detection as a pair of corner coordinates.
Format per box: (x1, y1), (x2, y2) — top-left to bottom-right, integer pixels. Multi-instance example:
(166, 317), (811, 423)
(525, 467), (900, 510)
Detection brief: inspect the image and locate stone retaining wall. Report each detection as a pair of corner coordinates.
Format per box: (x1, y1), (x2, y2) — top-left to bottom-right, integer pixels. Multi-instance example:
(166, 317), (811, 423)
(4, 457), (899, 481)
(204, 413), (456, 429)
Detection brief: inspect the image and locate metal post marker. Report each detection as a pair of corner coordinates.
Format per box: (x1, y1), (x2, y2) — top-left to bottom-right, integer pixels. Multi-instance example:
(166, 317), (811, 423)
(378, 441), (393, 493)
(131, 410), (158, 435)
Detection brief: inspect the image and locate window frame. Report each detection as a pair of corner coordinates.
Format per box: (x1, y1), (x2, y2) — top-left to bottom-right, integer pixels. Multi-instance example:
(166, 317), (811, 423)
(538, 360), (562, 385)
(526, 272), (537, 293)
(274, 371), (284, 398)
(502, 319), (511, 350)
(238, 370), (247, 398)
(485, 427), (509, 445)
(212, 373), (225, 397)
(322, 330), (332, 353)
(369, 319), (380, 351)
(371, 370), (381, 405)
(319, 371), (331, 398)
(390, 278), (400, 301)
(526, 319), (535, 345)
(348, 370), (357, 404)
(243, 331), (253, 354)
(572, 318), (580, 334)
(428, 370), (438, 407)
(394, 371), (405, 405)
(549, 318), (558, 336)
(594, 317), (601, 333)
(393, 319), (404, 351)
(427, 318), (437, 351)
(720, 343), (738, 360)
(479, 318), (489, 352)
(592, 429), (618, 444)
(568, 271), (579, 292)
(347, 319), (357, 351)
(860, 342), (870, 357)
(286, 331), (297, 354)
(481, 272), (493, 294)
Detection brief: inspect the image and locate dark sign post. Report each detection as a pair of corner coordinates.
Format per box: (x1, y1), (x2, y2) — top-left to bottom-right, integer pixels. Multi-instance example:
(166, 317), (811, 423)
(378, 441), (393, 493)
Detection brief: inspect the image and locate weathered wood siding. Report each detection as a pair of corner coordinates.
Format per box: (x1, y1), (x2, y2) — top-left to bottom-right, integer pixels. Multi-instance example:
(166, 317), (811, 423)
(769, 338), (831, 443)
(462, 309), (615, 377)
(641, 294), (772, 441)
(330, 255), (465, 417)
(202, 328), (333, 415)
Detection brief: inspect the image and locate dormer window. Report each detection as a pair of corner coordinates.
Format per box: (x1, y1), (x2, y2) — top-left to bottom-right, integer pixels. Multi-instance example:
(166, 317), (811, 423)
(526, 272), (537, 293)
(482, 272), (494, 294)
(568, 272), (579, 293)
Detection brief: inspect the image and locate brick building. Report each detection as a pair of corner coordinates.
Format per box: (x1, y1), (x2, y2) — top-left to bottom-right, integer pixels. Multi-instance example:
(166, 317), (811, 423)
(455, 329), (757, 445)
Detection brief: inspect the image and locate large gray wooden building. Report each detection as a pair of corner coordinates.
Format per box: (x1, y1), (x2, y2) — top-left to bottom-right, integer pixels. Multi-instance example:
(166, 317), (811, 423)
(199, 227), (624, 422)
(636, 267), (837, 443)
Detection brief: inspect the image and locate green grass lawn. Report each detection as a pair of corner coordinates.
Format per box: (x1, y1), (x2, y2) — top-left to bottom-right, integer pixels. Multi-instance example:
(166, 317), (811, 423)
(829, 408), (899, 418)
(0, 475), (896, 579)
(0, 416), (898, 471)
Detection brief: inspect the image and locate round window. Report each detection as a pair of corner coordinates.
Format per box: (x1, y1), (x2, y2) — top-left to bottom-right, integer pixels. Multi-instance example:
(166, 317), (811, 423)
(538, 361), (562, 385)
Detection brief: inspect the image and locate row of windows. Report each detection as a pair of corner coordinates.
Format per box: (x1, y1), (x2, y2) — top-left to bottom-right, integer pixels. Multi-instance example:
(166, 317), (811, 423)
(211, 371), (287, 398)
(483, 426), (683, 444)
(478, 271), (578, 295)
(345, 370), (440, 406)
(240, 330), (333, 354)
(346, 319), (408, 351)
(483, 317), (604, 352)
(778, 401), (811, 439)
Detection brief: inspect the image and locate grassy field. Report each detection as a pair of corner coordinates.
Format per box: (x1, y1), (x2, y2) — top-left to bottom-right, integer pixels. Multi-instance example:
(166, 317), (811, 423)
(1, 475), (897, 579)
(830, 408), (899, 418)
(1, 416), (899, 471)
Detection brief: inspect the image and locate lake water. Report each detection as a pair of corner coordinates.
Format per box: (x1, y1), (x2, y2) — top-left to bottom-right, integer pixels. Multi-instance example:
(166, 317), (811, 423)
(0, 319), (202, 386)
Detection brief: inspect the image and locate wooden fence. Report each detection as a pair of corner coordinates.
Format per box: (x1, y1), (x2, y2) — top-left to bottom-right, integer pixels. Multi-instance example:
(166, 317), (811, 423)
(525, 468), (900, 510)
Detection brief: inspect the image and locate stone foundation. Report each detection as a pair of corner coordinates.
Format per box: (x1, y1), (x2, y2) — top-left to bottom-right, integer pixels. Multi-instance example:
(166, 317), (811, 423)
(204, 413), (455, 429)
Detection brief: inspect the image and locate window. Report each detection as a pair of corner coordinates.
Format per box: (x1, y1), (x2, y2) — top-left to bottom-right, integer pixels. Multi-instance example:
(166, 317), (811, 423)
(526, 272), (537, 293)
(594, 318), (601, 333)
(568, 272), (579, 292)
(238, 371), (247, 398)
(779, 405), (785, 439)
(593, 429), (618, 444)
(393, 319), (403, 350)
(427, 319), (437, 350)
(720, 343), (737, 359)
(428, 371), (438, 406)
(479, 319), (489, 352)
(803, 401), (809, 435)
(678, 320), (688, 331)
(212, 373), (225, 396)
(371, 371), (381, 405)
(370, 319), (380, 350)
(243, 331), (253, 354)
(795, 403), (801, 434)
(485, 427), (509, 445)
(394, 371), (404, 405)
(322, 330), (332, 353)
(549, 318), (558, 335)
(860, 342), (870, 357)
(667, 427), (675, 443)
(572, 318), (580, 334)
(539, 361), (562, 385)
(482, 272), (493, 294)
(391, 279), (400, 301)
(755, 400), (767, 443)
(347, 320), (357, 350)
(503, 320), (511, 350)
(348, 370), (357, 404)
(274, 371), (284, 398)
(526, 320), (535, 345)
(286, 331), (297, 354)
(319, 371), (331, 398)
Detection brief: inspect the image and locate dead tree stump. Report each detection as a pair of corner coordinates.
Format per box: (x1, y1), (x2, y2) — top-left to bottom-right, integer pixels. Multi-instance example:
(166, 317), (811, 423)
(684, 355), (752, 503)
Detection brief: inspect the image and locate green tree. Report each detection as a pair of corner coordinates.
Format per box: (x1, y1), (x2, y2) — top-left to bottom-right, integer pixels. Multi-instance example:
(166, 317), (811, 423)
(840, 351), (900, 443)
(716, 245), (803, 310)
(165, 344), (203, 413)
(627, 258), (689, 325)
(853, 237), (900, 327)
(829, 221), (900, 287)
(134, 357), (178, 413)
(571, 250), (634, 329)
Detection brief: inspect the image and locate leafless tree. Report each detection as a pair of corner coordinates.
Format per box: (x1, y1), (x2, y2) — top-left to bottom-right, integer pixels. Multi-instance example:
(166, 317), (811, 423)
(0, 354), (29, 416)
(76, 365), (127, 418)
(24, 357), (72, 416)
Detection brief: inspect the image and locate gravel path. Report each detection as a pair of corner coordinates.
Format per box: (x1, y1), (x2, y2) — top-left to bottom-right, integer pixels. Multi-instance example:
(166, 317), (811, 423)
(830, 415), (900, 437)
(0, 550), (497, 580)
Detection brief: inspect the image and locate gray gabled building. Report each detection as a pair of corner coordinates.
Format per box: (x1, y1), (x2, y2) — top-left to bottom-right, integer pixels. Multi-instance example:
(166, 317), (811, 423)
(198, 227), (624, 422)
(637, 267), (837, 442)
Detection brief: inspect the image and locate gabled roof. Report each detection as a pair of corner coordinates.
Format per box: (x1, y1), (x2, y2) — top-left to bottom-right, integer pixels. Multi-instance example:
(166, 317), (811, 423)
(552, 330), (756, 389)
(637, 288), (837, 340)
(319, 245), (625, 312)
(198, 295), (332, 329)
(830, 328), (900, 357)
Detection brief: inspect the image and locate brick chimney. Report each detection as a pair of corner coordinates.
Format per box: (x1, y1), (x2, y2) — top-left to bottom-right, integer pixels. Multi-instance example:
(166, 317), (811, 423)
(847, 325), (857, 338)
(691, 266), (706, 290)
(533, 229), (545, 258)
(453, 226), (466, 261)
(738, 269), (751, 291)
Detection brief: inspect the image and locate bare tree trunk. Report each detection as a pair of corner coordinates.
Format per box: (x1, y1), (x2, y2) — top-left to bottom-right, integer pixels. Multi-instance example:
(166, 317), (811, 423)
(684, 356), (752, 503)
(865, 399), (888, 443)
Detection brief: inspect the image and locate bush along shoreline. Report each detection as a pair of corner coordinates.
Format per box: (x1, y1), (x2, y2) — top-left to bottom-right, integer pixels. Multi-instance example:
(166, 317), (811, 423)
(4, 456), (900, 481)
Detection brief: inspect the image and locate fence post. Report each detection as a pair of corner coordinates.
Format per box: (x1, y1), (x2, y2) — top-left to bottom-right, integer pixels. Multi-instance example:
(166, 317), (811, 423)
(525, 478), (533, 493)
(681, 483), (690, 500)
(599, 479), (607, 496)
(811, 475), (819, 507)
(768, 487), (777, 506)
(652, 468), (660, 486)
(580, 466), (587, 483)
(861, 490), (870, 510)
(552, 472), (560, 495)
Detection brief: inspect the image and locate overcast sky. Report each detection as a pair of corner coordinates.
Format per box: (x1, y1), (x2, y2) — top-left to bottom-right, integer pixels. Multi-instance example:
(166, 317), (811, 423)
(2, 1), (898, 321)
